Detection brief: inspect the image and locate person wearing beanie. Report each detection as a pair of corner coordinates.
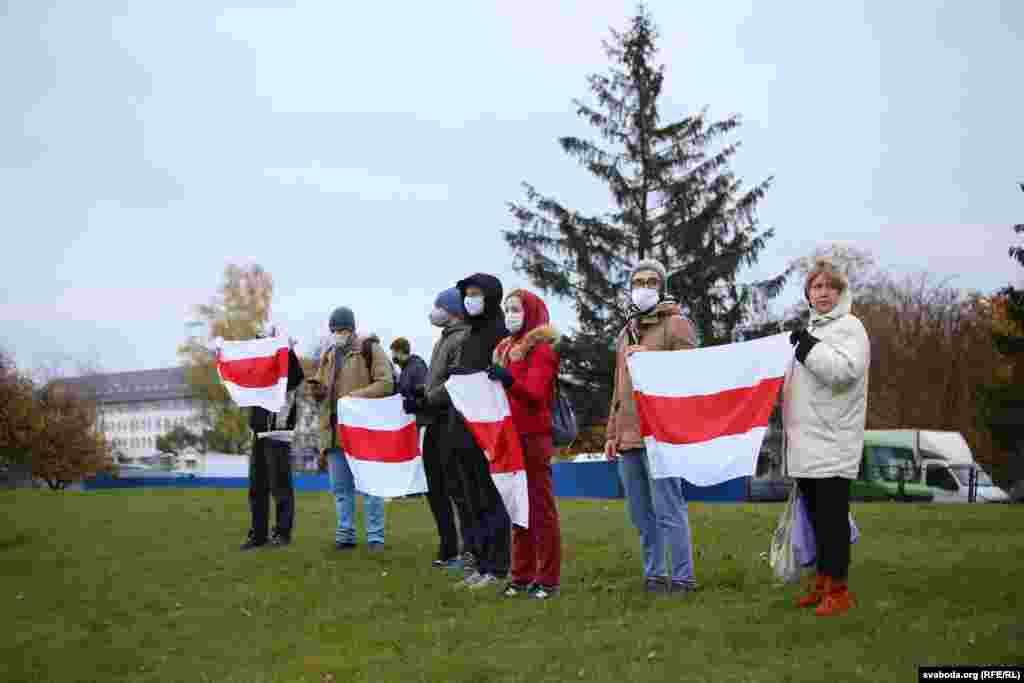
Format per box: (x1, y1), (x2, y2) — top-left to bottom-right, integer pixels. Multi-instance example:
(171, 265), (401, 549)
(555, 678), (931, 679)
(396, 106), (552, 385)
(310, 305), (395, 551)
(605, 258), (701, 595)
(784, 258), (869, 616)
(404, 288), (475, 570)
(433, 287), (467, 321)
(488, 289), (562, 600)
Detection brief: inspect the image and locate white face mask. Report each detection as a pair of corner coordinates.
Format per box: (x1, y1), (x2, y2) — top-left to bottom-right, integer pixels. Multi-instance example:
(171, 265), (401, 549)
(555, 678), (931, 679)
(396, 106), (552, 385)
(631, 287), (660, 313)
(464, 296), (485, 317)
(332, 331), (351, 346)
(505, 312), (524, 333)
(429, 308), (449, 328)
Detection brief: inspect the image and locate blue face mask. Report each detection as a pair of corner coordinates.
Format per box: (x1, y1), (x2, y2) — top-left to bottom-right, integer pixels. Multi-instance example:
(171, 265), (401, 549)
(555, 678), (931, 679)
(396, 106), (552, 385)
(464, 296), (485, 317)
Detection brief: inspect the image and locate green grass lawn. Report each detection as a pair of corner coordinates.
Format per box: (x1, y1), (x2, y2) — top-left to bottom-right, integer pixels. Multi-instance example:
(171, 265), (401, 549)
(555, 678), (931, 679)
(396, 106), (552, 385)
(1, 490), (1021, 683)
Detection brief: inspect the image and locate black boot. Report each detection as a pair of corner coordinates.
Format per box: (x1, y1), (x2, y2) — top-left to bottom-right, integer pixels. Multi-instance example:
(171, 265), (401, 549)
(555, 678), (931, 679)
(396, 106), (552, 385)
(269, 530), (291, 547)
(240, 531), (267, 551)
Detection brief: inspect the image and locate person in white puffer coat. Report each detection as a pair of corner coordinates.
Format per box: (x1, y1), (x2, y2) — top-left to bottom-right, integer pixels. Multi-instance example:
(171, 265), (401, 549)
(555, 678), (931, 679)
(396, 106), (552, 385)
(783, 258), (870, 617)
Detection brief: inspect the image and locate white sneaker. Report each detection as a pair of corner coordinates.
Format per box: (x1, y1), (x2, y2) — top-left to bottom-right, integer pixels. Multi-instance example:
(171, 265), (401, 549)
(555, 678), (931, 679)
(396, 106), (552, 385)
(456, 571), (483, 588)
(468, 573), (498, 591)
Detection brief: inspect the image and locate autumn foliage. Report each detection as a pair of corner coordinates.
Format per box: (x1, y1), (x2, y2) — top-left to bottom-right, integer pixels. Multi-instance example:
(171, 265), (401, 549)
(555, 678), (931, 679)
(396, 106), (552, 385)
(855, 274), (1009, 482)
(0, 351), (40, 466)
(29, 383), (112, 489)
(1, 351), (112, 489)
(177, 263), (275, 454)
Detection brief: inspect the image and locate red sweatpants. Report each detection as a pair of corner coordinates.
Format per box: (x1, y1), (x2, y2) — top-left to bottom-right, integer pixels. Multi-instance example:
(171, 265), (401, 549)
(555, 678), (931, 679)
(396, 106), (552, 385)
(511, 433), (562, 587)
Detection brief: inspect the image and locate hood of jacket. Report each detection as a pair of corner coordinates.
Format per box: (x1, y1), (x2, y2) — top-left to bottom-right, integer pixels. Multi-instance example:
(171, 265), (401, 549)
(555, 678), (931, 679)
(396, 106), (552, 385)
(496, 323), (561, 365)
(457, 273), (506, 332)
(507, 288), (550, 336)
(809, 287), (853, 328)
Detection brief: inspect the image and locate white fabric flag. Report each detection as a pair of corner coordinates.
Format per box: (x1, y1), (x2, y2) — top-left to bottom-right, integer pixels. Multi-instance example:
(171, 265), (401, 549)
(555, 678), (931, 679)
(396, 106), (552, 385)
(337, 395), (428, 498)
(627, 333), (791, 486)
(216, 337), (289, 412)
(444, 372), (529, 528)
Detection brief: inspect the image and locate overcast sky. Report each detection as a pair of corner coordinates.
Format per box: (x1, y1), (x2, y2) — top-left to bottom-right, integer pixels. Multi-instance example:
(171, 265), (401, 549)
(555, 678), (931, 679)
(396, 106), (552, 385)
(1, 0), (1022, 375)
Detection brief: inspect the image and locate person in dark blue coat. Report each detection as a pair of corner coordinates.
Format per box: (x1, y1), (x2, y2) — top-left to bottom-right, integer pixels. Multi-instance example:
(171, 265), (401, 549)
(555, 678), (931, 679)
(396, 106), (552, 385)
(390, 337), (429, 424)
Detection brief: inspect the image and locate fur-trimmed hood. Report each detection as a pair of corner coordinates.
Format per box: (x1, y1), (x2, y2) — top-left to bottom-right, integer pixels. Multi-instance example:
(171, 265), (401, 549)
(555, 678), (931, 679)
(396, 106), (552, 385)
(494, 289), (559, 365)
(495, 324), (561, 365)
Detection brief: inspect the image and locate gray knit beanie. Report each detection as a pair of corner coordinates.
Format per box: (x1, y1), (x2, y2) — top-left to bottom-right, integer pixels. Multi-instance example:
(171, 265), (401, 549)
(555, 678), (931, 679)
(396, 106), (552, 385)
(630, 259), (668, 293)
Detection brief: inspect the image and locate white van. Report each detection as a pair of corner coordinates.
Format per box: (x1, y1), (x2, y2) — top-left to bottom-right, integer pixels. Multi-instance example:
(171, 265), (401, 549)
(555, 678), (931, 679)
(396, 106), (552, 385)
(915, 430), (1011, 503)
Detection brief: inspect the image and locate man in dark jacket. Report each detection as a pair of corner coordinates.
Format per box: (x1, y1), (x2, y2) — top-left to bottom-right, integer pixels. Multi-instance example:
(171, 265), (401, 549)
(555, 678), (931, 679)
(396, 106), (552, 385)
(390, 337), (429, 424)
(406, 289), (472, 569)
(241, 333), (305, 550)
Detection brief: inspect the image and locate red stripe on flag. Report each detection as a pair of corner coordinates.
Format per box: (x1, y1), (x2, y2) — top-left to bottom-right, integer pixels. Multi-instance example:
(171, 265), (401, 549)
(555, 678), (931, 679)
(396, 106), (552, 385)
(462, 417), (525, 474)
(634, 377), (783, 445)
(218, 349), (288, 388)
(338, 423), (420, 463)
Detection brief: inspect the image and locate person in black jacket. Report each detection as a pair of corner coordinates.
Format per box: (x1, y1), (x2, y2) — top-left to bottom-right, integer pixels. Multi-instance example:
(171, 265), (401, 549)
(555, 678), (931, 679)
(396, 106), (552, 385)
(417, 273), (512, 589)
(241, 333), (305, 550)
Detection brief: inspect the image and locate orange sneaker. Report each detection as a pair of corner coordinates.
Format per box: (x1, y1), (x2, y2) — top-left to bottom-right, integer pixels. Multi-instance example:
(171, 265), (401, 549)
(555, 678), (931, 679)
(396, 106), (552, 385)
(796, 573), (826, 608)
(815, 579), (855, 617)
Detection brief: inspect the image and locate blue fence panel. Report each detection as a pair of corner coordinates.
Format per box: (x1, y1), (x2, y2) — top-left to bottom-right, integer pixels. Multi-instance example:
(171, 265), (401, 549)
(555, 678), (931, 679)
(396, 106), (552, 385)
(294, 474), (330, 491)
(552, 462), (622, 499)
(85, 469), (750, 502)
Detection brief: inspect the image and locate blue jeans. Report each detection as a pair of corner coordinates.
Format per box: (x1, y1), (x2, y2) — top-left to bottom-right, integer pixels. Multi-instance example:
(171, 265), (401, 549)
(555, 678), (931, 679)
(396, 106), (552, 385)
(618, 448), (696, 585)
(327, 449), (385, 545)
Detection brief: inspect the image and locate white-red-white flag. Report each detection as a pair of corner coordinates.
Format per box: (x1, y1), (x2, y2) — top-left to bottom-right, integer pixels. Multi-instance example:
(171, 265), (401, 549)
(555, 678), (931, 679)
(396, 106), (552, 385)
(444, 372), (528, 528)
(337, 395), (428, 498)
(627, 333), (791, 486)
(216, 337), (290, 412)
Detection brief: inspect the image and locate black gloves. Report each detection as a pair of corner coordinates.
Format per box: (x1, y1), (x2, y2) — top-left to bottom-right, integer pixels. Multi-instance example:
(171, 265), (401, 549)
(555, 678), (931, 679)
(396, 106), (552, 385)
(486, 364), (514, 389)
(402, 396), (421, 415)
(790, 328), (820, 364)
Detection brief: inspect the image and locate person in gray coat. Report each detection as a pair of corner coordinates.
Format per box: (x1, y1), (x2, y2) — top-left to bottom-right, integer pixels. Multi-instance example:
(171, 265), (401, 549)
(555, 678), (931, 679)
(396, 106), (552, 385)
(404, 288), (473, 569)
(784, 258), (870, 617)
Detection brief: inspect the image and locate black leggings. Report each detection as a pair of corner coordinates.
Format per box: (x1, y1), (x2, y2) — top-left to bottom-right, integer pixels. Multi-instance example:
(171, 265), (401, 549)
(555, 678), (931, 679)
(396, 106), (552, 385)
(797, 477), (851, 580)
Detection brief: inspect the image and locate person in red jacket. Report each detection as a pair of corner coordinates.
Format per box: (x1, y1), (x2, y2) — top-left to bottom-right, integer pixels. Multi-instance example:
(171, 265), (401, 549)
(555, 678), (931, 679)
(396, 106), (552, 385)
(487, 289), (562, 599)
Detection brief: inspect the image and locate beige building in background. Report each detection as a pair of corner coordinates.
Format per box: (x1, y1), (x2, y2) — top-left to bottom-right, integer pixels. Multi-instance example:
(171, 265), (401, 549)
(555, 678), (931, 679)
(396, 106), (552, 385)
(63, 366), (320, 471)
(64, 367), (202, 464)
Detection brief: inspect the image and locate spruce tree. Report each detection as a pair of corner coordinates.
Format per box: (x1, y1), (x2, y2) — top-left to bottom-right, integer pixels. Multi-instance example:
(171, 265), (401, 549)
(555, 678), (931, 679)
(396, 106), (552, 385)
(504, 6), (782, 427)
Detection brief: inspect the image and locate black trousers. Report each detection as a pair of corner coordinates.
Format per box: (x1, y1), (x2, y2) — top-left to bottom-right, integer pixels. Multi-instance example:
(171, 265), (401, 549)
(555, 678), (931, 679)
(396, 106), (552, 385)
(797, 477), (851, 580)
(447, 417), (510, 577)
(437, 421), (474, 558)
(249, 437), (294, 541)
(422, 422), (460, 561)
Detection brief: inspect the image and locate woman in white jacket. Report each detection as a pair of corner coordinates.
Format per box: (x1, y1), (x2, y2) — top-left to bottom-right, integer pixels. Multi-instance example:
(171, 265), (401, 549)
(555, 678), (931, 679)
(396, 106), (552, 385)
(783, 259), (870, 617)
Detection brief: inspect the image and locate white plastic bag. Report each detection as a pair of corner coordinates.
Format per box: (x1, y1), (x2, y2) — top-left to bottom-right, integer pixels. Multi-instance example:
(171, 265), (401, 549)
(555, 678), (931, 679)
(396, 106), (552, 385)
(769, 483), (801, 584)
